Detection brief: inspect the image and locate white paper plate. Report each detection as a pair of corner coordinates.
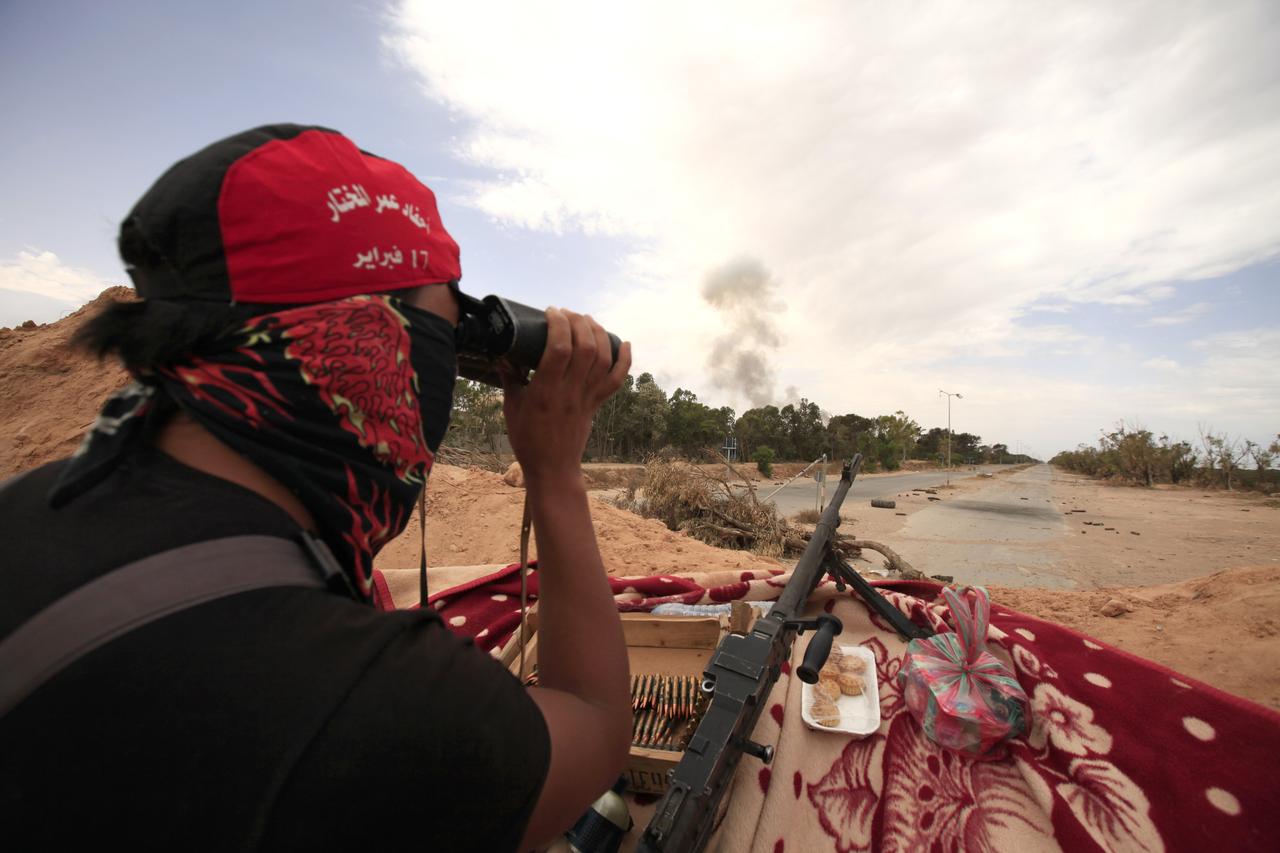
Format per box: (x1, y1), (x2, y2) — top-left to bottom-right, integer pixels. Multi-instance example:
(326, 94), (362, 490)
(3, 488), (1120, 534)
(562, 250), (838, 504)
(800, 644), (881, 737)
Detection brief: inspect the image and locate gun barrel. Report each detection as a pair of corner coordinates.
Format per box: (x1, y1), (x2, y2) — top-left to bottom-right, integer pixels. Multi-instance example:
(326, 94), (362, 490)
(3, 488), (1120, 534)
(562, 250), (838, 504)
(771, 454), (861, 618)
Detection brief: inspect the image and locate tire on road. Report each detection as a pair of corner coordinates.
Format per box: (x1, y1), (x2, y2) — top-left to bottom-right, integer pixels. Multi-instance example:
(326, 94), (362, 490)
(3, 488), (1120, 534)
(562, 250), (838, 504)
(870, 499), (896, 509)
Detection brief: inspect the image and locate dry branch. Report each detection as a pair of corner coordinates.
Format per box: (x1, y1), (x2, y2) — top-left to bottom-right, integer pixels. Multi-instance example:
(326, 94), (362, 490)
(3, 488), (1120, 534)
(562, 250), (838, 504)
(847, 539), (923, 579)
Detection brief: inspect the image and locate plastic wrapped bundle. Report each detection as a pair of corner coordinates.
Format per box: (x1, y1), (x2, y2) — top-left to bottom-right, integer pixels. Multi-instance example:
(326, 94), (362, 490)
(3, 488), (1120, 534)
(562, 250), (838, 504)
(898, 586), (1030, 759)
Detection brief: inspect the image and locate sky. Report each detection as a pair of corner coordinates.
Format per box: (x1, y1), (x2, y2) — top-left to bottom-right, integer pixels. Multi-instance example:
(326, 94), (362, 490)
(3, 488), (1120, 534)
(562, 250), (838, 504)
(1, 0), (1277, 459)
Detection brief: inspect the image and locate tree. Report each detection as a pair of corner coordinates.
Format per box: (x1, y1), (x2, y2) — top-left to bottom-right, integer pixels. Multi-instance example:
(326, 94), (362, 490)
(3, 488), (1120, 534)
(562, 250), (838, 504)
(913, 427), (949, 461)
(626, 373), (669, 456)
(952, 432), (981, 462)
(666, 388), (725, 455)
(588, 373), (635, 459)
(1199, 426), (1249, 490)
(826, 413), (875, 461)
(445, 378), (504, 450)
(735, 406), (787, 462)
(1158, 435), (1196, 484)
(1246, 436), (1276, 473)
(1102, 421), (1158, 486)
(881, 410), (922, 464)
(782, 398), (826, 460)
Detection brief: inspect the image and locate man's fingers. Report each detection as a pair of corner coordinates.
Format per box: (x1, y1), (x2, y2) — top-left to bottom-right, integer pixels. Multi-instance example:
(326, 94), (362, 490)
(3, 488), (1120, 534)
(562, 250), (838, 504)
(537, 307), (573, 380)
(497, 362), (526, 420)
(564, 310), (598, 387)
(588, 316), (612, 379)
(609, 341), (632, 391)
(592, 340), (631, 406)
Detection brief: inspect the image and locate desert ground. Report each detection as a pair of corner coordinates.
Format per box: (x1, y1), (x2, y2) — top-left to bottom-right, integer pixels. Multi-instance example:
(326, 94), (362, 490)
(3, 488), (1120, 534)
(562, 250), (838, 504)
(4, 291), (1278, 709)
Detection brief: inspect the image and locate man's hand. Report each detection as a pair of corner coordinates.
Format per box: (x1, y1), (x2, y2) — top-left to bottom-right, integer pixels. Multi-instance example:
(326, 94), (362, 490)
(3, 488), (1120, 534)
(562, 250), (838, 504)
(500, 308), (631, 484)
(500, 307), (635, 849)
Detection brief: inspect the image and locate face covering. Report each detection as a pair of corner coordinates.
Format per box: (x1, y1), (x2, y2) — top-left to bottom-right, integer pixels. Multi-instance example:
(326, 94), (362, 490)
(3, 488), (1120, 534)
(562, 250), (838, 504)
(50, 294), (457, 600)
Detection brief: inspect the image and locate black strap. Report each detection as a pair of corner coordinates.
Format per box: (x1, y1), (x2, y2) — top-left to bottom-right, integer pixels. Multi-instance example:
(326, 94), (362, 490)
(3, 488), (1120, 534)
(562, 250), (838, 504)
(419, 486), (429, 608)
(0, 534), (329, 719)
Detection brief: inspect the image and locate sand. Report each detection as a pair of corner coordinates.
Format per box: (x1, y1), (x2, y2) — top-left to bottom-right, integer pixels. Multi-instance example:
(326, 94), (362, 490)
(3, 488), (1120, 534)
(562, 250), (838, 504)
(0, 288), (132, 478)
(989, 566), (1280, 710)
(375, 463), (784, 577)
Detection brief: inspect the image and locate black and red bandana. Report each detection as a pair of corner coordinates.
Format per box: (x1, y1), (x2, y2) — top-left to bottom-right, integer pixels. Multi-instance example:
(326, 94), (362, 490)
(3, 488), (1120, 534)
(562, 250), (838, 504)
(49, 295), (456, 599)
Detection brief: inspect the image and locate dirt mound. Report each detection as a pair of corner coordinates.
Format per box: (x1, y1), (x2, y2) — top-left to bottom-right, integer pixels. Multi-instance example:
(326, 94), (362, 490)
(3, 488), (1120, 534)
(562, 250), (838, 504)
(375, 463), (784, 578)
(580, 463), (645, 490)
(0, 287), (133, 477)
(991, 566), (1280, 710)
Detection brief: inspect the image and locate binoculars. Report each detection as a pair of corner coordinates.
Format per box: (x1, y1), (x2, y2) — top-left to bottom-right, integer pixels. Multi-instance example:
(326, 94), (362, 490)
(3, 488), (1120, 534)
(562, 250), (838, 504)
(454, 291), (622, 387)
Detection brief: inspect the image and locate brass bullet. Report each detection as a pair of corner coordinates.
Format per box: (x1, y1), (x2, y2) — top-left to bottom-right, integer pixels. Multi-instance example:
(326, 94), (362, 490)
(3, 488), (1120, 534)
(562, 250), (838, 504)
(652, 709), (666, 746)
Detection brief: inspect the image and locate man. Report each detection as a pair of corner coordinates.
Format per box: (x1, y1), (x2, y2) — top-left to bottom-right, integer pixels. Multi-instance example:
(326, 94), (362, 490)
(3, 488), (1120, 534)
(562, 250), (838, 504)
(0, 124), (633, 850)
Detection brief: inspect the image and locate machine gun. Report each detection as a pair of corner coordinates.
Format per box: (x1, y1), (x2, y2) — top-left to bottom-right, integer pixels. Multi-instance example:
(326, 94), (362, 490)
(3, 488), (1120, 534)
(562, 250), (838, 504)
(637, 454), (931, 852)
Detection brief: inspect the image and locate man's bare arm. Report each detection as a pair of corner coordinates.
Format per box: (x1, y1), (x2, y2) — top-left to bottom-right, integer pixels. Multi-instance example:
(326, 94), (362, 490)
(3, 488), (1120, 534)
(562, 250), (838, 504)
(501, 309), (633, 849)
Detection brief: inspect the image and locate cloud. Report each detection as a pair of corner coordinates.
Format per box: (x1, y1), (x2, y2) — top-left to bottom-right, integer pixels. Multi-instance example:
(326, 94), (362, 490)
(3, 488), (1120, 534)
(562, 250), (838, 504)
(384, 0), (1280, 448)
(1142, 302), (1212, 327)
(1190, 328), (1280, 400)
(0, 249), (112, 305)
(1141, 357), (1179, 370)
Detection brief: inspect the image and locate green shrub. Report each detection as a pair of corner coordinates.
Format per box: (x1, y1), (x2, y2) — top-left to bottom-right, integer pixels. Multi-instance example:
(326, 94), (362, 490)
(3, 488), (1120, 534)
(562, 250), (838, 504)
(753, 446), (776, 478)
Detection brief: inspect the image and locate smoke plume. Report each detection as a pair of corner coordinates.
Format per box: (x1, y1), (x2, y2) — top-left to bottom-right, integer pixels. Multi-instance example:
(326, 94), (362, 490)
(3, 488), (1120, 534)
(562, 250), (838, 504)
(702, 257), (785, 408)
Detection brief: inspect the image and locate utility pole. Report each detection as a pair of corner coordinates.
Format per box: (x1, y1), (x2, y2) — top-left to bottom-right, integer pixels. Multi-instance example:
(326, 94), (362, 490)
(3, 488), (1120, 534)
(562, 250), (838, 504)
(939, 389), (963, 482)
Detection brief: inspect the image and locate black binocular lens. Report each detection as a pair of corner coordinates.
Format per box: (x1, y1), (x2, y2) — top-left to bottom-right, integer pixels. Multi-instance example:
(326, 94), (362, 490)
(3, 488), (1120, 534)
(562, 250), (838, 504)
(455, 293), (621, 387)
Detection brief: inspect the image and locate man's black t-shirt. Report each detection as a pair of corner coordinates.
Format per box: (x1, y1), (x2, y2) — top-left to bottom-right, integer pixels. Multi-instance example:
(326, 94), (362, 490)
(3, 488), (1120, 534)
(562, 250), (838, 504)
(0, 449), (550, 851)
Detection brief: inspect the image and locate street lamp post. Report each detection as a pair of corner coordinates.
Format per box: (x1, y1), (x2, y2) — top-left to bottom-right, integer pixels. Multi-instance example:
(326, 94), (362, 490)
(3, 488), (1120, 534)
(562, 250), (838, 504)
(939, 389), (963, 479)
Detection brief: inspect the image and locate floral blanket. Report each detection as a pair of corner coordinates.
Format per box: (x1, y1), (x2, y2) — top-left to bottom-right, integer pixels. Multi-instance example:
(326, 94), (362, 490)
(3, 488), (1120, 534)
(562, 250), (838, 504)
(373, 565), (1280, 852)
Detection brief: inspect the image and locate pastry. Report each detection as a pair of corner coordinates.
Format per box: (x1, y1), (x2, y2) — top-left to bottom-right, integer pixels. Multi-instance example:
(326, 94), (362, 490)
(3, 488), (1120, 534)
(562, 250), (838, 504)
(837, 673), (864, 696)
(837, 655), (866, 675)
(810, 697), (841, 727)
(813, 680), (841, 703)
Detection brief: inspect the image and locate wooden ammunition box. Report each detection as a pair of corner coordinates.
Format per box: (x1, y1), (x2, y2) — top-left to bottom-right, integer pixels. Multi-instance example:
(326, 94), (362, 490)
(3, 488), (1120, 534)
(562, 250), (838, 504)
(503, 610), (735, 795)
(620, 613), (725, 794)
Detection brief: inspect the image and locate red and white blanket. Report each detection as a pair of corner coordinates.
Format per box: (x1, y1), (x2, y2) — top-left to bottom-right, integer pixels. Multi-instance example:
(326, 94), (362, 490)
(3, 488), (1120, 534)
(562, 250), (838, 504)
(374, 565), (1280, 852)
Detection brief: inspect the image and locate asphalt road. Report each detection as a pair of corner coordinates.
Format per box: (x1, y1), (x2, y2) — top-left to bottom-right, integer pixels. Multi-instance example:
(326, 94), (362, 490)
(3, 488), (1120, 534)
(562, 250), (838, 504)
(757, 463), (1076, 588)
(756, 465), (1011, 517)
(887, 464), (1073, 587)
